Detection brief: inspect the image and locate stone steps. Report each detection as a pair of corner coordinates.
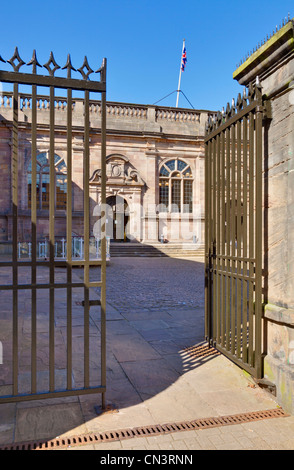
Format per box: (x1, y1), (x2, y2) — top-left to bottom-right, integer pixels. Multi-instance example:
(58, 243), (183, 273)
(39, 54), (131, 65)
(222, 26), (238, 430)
(109, 242), (205, 258)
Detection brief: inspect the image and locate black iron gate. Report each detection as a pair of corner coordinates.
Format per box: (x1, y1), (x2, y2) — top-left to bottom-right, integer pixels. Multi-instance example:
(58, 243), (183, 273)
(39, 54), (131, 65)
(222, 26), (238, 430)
(205, 81), (265, 379)
(0, 48), (107, 404)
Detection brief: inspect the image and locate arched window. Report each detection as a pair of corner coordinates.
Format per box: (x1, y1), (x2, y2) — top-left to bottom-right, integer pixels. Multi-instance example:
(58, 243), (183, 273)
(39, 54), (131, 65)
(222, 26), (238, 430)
(159, 159), (193, 213)
(27, 152), (67, 210)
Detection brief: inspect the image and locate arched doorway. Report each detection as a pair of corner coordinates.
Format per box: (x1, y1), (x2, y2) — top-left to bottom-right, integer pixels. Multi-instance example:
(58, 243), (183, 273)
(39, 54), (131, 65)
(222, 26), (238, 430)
(106, 195), (130, 242)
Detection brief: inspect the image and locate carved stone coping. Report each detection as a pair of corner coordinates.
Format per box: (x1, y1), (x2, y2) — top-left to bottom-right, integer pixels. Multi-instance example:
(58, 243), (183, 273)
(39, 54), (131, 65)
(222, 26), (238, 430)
(233, 20), (294, 86)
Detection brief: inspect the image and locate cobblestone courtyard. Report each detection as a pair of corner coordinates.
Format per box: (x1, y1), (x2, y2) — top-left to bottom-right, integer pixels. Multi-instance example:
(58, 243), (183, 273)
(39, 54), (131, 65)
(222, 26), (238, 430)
(103, 257), (205, 312)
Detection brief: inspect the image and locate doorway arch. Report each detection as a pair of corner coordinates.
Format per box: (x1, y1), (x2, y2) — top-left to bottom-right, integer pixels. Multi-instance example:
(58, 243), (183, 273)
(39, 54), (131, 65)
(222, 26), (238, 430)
(106, 195), (130, 242)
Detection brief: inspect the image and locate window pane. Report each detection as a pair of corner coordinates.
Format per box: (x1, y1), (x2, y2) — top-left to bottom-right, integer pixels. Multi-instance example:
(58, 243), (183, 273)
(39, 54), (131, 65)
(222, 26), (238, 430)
(159, 179), (169, 211)
(37, 153), (49, 167)
(27, 154), (67, 210)
(54, 155), (62, 165)
(183, 166), (192, 178)
(27, 160), (41, 172)
(28, 174), (40, 208)
(171, 179), (181, 212)
(56, 160), (67, 173)
(178, 160), (187, 172)
(56, 175), (67, 210)
(159, 166), (169, 177)
(165, 160), (175, 171)
(183, 180), (193, 213)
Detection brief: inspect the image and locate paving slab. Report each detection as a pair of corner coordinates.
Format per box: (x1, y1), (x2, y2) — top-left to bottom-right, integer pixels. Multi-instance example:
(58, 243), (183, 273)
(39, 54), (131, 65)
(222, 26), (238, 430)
(0, 258), (293, 450)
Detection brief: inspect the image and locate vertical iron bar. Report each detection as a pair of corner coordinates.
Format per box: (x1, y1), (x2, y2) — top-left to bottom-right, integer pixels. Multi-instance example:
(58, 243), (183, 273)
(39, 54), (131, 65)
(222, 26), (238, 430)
(221, 130), (226, 347)
(208, 137), (213, 344)
(242, 112), (248, 364)
(12, 83), (18, 396)
(248, 110), (255, 366)
(204, 138), (210, 340)
(49, 85), (55, 392)
(66, 71), (73, 391)
(255, 90), (263, 378)
(212, 136), (217, 344)
(216, 133), (221, 344)
(31, 79), (37, 394)
(100, 59), (107, 409)
(236, 116), (242, 358)
(225, 125), (231, 351)
(230, 121), (236, 356)
(84, 89), (90, 389)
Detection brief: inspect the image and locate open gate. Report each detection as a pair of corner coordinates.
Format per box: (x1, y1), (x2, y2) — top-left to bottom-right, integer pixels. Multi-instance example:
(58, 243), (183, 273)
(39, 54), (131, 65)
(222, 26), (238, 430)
(205, 81), (266, 379)
(0, 48), (107, 404)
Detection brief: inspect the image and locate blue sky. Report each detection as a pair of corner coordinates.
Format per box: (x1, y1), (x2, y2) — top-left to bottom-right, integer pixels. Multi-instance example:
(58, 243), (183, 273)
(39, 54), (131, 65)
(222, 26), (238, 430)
(0, 0), (293, 111)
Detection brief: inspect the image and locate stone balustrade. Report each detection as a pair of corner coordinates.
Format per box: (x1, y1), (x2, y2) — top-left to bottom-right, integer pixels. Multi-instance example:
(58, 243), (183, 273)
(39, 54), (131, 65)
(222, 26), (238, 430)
(0, 92), (213, 136)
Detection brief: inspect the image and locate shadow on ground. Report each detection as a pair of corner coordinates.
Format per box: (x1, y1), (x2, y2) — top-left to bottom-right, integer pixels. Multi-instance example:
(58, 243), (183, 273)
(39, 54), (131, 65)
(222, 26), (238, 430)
(0, 257), (270, 446)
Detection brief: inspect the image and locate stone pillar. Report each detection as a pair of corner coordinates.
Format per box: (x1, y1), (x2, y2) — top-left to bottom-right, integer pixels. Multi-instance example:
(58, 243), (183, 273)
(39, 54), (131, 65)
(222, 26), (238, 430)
(142, 145), (159, 242)
(233, 19), (294, 414)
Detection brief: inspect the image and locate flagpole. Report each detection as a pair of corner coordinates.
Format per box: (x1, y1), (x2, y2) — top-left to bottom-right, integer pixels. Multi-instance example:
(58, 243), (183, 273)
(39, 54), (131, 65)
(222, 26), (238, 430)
(176, 39), (185, 108)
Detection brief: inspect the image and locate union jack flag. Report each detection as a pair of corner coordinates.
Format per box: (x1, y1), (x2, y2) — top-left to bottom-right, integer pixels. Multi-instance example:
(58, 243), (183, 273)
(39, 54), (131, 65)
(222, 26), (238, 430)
(181, 46), (187, 72)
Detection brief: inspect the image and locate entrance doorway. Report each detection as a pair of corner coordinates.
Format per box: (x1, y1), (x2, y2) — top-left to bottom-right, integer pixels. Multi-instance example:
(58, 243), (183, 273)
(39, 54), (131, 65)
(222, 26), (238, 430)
(106, 195), (130, 242)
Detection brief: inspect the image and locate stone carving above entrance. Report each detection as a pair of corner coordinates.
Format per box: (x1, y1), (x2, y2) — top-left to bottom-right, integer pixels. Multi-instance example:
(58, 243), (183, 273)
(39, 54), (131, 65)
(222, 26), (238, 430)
(90, 154), (145, 187)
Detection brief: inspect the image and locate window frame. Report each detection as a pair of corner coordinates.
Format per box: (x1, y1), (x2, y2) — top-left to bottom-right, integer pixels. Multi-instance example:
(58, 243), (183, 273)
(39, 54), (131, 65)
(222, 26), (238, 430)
(27, 152), (67, 211)
(159, 158), (193, 213)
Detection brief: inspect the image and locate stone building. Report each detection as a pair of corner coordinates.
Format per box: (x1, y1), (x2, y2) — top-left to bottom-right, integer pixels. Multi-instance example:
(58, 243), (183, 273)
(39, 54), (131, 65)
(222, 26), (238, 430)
(233, 18), (294, 413)
(0, 95), (213, 250)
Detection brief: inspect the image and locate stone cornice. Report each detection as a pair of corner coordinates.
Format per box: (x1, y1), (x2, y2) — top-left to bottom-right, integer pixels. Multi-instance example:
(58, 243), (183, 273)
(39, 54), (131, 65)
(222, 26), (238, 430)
(0, 93), (215, 138)
(233, 20), (294, 86)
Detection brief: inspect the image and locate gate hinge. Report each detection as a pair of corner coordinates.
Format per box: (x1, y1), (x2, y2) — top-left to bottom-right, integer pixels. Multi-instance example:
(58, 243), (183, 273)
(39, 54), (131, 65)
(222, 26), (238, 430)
(262, 100), (272, 121)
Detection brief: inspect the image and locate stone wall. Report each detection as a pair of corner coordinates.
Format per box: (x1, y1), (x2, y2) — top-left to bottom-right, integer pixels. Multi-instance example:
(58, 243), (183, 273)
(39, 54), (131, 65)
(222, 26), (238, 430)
(234, 19), (294, 413)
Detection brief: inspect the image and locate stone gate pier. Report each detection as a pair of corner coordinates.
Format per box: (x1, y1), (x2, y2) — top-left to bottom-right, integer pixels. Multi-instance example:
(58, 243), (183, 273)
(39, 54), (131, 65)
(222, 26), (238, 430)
(234, 20), (294, 413)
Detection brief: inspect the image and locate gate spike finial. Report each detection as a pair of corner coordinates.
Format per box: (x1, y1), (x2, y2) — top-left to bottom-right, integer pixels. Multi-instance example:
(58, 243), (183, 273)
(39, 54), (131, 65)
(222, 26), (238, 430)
(77, 56), (94, 80)
(236, 93), (242, 111)
(62, 54), (76, 78)
(225, 102), (231, 121)
(248, 82), (254, 102)
(8, 47), (25, 72)
(43, 51), (60, 76)
(216, 110), (222, 125)
(27, 49), (42, 73)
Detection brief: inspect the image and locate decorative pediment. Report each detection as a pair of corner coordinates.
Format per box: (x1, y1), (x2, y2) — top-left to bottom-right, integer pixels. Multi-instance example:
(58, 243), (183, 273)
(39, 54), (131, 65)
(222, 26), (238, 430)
(125, 167), (145, 185)
(89, 168), (102, 183)
(90, 155), (145, 187)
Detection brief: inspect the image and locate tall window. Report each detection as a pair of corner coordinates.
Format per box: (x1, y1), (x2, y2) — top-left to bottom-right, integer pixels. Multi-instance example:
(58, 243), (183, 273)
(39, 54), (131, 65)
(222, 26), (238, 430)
(28, 152), (67, 210)
(159, 159), (193, 213)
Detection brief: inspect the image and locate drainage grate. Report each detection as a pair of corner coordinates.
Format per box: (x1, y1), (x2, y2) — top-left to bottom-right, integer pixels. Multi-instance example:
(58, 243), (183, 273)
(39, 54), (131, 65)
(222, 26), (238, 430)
(0, 408), (288, 450)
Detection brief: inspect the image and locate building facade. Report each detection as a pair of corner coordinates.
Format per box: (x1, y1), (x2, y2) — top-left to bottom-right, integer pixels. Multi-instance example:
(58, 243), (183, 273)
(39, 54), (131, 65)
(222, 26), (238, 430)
(0, 94), (214, 250)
